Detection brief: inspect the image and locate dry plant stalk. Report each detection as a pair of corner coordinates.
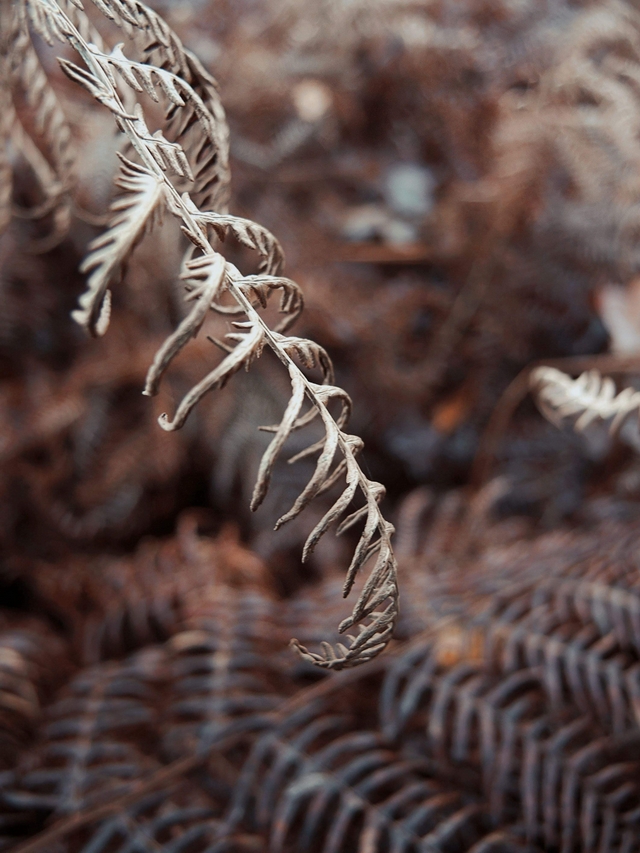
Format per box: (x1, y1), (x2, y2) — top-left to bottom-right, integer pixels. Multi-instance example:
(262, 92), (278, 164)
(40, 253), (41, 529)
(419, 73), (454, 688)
(531, 366), (640, 437)
(0, 0), (398, 669)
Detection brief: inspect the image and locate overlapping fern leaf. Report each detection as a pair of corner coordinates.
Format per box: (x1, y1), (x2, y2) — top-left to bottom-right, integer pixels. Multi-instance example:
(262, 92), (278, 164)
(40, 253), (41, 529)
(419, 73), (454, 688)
(224, 704), (536, 853)
(163, 584), (296, 762)
(6, 0), (399, 670)
(380, 606), (640, 851)
(54, 784), (262, 853)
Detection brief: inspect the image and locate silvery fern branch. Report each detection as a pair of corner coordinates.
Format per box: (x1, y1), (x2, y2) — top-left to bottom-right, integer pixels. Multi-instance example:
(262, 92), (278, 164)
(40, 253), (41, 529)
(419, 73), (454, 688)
(14, 0), (399, 669)
(531, 366), (640, 436)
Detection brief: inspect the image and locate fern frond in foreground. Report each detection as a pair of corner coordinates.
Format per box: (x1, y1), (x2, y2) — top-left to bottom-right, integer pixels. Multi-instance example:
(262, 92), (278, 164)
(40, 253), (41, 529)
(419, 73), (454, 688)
(13, 0), (399, 669)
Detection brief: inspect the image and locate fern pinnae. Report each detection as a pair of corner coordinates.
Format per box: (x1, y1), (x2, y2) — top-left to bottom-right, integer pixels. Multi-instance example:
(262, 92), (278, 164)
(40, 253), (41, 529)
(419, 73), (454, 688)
(250, 367), (307, 512)
(73, 154), (165, 334)
(158, 320), (266, 432)
(192, 209), (285, 276)
(203, 274), (304, 335)
(144, 253), (227, 397)
(85, 0), (230, 210)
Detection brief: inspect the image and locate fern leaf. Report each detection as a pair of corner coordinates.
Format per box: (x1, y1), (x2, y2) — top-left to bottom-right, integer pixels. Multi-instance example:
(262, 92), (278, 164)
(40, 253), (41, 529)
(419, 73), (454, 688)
(104, 43), (186, 106)
(157, 315), (266, 432)
(381, 641), (640, 851)
(4, 648), (166, 816)
(73, 155), (165, 335)
(71, 787), (261, 853)
(225, 707), (532, 853)
(26, 0), (107, 51)
(531, 367), (640, 437)
(144, 253), (227, 397)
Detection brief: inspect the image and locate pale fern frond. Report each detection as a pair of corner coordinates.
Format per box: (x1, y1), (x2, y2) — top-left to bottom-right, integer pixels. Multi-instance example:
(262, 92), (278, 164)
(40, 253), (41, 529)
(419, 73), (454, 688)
(16, 0), (400, 669)
(531, 366), (640, 435)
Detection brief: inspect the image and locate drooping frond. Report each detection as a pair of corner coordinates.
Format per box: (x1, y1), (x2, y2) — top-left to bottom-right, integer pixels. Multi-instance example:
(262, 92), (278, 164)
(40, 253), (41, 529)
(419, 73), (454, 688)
(16, 0), (400, 670)
(530, 366), (640, 441)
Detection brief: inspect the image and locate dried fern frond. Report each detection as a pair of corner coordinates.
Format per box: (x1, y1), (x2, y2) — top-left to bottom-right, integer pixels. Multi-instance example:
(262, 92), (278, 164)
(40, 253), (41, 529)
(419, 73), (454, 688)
(1, 1), (74, 243)
(3, 646), (166, 817)
(530, 366), (640, 440)
(163, 618), (292, 762)
(29, 0), (399, 670)
(380, 643), (640, 851)
(63, 786), (261, 853)
(0, 621), (70, 769)
(224, 706), (533, 853)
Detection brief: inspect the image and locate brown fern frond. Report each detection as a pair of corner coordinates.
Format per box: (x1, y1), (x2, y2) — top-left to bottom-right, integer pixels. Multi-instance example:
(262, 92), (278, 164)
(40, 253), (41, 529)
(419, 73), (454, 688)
(0, 620), (70, 770)
(224, 706), (536, 853)
(380, 641), (640, 851)
(61, 785), (261, 853)
(3, 646), (166, 819)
